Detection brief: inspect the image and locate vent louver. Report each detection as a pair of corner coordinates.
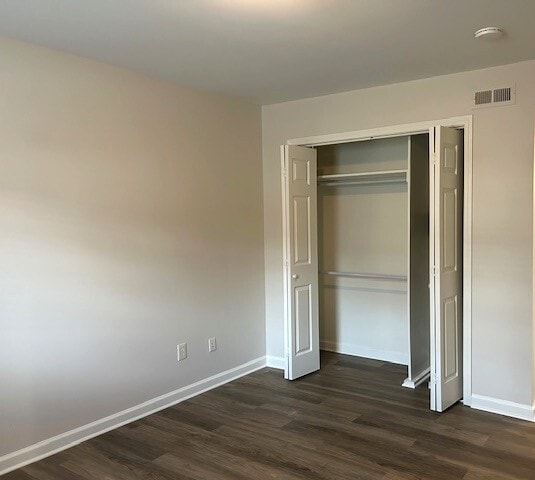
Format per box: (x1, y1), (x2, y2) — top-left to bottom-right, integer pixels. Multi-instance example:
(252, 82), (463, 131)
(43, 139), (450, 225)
(475, 90), (492, 105)
(493, 87), (511, 103)
(473, 85), (515, 109)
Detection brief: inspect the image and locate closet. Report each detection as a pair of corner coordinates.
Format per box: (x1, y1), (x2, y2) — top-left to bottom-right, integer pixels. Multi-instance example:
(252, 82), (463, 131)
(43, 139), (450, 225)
(315, 134), (430, 387)
(282, 124), (465, 411)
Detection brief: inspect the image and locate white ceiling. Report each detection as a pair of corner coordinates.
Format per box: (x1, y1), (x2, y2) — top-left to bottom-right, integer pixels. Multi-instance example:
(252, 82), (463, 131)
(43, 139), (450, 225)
(0, 0), (534, 104)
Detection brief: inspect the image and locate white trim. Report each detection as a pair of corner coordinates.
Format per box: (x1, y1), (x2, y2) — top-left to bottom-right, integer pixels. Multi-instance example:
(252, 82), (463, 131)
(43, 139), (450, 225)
(428, 126), (438, 410)
(406, 135), (413, 394)
(286, 116), (473, 409)
(266, 355), (286, 369)
(471, 394), (535, 422)
(0, 356), (266, 476)
(287, 116), (472, 147)
(402, 367), (431, 389)
(281, 146), (290, 380)
(320, 341), (409, 366)
(462, 116), (474, 407)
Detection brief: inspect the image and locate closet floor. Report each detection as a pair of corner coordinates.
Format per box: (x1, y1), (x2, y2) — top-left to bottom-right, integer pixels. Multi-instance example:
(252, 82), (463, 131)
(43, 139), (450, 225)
(6, 351), (535, 480)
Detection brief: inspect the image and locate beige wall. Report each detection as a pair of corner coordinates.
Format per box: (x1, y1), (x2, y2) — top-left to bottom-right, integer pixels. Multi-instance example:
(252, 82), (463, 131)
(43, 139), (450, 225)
(262, 60), (535, 407)
(0, 38), (264, 456)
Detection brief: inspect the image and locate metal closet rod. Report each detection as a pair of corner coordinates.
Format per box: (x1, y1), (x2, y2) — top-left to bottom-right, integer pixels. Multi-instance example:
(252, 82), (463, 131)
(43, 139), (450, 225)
(318, 179), (407, 187)
(320, 271), (407, 282)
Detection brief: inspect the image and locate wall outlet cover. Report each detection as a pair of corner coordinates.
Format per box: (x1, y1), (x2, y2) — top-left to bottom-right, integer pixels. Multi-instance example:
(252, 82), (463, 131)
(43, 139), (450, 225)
(177, 343), (187, 361)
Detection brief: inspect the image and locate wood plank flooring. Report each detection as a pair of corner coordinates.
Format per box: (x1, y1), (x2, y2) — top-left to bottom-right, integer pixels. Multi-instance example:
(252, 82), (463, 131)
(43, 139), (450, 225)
(5, 352), (535, 479)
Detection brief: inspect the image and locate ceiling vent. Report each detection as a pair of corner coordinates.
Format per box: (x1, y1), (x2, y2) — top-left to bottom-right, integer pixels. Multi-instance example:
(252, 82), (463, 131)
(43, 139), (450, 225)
(473, 85), (515, 109)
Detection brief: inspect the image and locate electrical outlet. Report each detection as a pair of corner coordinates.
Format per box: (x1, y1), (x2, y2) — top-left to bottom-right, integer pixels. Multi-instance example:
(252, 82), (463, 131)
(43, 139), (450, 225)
(208, 337), (217, 352)
(177, 342), (187, 361)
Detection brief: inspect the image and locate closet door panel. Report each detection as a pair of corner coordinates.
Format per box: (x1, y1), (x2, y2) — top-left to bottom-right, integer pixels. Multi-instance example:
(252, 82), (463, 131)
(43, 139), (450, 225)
(294, 284), (312, 354)
(293, 196), (311, 265)
(432, 127), (464, 412)
(282, 145), (319, 380)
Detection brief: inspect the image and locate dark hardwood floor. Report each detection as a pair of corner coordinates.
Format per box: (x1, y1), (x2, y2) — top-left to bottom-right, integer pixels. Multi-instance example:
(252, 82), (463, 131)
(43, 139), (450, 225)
(5, 352), (535, 479)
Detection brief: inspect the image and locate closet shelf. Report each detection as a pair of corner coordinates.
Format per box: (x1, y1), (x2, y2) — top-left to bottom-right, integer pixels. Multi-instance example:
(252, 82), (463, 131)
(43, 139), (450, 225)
(320, 271), (407, 282)
(317, 169), (407, 186)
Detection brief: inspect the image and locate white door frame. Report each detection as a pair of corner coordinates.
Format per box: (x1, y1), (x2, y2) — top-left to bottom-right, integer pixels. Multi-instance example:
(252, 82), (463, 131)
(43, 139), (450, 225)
(285, 115), (473, 407)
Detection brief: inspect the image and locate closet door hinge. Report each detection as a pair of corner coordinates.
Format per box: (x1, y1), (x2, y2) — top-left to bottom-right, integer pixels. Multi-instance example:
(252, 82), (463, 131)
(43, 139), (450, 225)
(430, 372), (439, 385)
(432, 265), (438, 276)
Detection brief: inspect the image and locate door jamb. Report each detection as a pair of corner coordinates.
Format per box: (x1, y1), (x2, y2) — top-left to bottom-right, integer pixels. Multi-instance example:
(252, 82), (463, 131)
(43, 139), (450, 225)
(280, 146), (290, 379)
(285, 116), (473, 407)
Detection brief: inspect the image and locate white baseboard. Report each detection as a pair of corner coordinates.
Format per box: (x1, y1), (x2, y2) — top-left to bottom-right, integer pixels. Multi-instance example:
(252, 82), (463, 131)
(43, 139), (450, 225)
(402, 367), (431, 389)
(0, 356), (267, 476)
(320, 340), (408, 365)
(266, 355), (285, 370)
(470, 394), (535, 422)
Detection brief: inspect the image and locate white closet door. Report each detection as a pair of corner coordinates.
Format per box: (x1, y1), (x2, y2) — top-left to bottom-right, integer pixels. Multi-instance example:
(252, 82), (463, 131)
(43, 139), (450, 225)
(282, 145), (319, 380)
(432, 127), (463, 411)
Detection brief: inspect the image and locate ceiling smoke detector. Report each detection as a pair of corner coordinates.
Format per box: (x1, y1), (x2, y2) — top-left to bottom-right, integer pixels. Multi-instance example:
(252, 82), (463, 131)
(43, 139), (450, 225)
(474, 27), (504, 40)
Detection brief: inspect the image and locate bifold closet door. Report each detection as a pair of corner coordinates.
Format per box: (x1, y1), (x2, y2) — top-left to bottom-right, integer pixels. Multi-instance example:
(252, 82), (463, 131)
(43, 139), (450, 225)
(431, 127), (464, 412)
(281, 145), (320, 380)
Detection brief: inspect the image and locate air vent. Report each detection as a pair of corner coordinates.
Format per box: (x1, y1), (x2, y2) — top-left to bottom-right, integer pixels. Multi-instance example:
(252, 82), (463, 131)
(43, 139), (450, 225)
(493, 87), (511, 103)
(475, 90), (492, 105)
(473, 85), (515, 109)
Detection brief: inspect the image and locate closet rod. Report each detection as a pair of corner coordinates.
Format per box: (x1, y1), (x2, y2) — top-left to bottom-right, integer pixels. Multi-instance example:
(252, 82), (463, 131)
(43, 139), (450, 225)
(319, 179), (406, 187)
(320, 271), (407, 282)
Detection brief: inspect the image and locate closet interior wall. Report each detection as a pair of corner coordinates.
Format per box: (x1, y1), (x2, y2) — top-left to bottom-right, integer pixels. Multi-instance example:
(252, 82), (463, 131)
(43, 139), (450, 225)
(316, 134), (431, 381)
(317, 137), (410, 365)
(408, 134), (431, 382)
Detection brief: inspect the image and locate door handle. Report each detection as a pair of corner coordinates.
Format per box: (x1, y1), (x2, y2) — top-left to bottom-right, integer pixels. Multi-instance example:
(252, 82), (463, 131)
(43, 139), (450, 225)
(292, 274), (299, 280)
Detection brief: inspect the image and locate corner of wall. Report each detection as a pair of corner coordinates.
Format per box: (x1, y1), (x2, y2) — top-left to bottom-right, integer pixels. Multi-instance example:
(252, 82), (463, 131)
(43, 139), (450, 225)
(532, 113), (535, 410)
